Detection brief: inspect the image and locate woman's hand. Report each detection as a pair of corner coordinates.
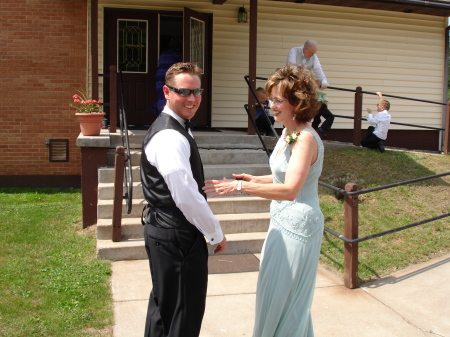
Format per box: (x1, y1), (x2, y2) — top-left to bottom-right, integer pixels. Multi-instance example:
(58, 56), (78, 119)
(203, 177), (238, 197)
(232, 173), (255, 183)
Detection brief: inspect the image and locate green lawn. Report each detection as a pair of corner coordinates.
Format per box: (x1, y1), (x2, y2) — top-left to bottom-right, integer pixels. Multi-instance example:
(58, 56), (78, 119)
(0, 188), (113, 337)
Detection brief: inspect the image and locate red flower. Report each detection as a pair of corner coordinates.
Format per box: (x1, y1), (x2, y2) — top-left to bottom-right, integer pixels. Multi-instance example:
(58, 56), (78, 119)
(70, 90), (103, 113)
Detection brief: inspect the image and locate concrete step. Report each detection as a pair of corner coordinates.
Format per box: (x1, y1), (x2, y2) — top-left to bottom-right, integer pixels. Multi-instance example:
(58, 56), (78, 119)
(96, 232), (267, 260)
(200, 149), (269, 165)
(108, 130), (277, 151)
(107, 148), (270, 168)
(98, 164), (271, 183)
(207, 196), (271, 214)
(109, 131), (146, 149)
(98, 182), (144, 200)
(98, 192), (271, 217)
(97, 212), (270, 240)
(203, 164), (271, 180)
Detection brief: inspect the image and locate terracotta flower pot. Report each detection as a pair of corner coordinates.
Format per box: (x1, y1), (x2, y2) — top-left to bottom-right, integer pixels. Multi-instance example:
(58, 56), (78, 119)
(75, 112), (105, 136)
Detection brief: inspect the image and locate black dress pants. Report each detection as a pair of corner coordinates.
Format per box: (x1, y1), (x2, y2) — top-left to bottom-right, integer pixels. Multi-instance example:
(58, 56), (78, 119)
(144, 223), (208, 337)
(256, 114), (275, 136)
(361, 126), (383, 149)
(312, 103), (334, 131)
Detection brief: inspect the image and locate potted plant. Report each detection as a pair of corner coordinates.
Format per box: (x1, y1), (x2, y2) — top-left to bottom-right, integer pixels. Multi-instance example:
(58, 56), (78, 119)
(70, 90), (105, 136)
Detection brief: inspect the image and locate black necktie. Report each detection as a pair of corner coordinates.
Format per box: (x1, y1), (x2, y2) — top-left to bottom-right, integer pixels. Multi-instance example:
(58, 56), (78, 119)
(184, 119), (191, 131)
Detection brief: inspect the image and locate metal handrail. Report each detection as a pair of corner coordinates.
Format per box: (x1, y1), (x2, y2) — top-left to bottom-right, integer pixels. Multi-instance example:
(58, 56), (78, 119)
(324, 212), (450, 244)
(319, 171), (450, 196)
(117, 70), (133, 214)
(328, 86), (447, 106)
(244, 104), (271, 157)
(332, 114), (445, 131)
(244, 75), (279, 141)
(252, 78), (447, 106)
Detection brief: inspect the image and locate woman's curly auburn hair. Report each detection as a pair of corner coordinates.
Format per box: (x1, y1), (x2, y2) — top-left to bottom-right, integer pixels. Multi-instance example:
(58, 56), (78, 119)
(265, 65), (321, 123)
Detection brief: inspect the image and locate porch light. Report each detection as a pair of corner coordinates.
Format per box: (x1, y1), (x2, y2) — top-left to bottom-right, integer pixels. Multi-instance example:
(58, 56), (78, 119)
(238, 5), (247, 23)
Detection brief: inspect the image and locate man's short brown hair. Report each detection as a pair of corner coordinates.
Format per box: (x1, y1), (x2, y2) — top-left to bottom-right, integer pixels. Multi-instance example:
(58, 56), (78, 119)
(165, 62), (202, 86)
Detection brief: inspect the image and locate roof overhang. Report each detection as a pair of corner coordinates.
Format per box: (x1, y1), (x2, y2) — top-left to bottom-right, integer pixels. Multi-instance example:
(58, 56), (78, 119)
(214, 0), (450, 17)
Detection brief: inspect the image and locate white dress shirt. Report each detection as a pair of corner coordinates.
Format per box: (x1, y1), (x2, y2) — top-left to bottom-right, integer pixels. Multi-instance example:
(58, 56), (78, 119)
(367, 109), (391, 140)
(286, 46), (329, 87)
(144, 108), (224, 245)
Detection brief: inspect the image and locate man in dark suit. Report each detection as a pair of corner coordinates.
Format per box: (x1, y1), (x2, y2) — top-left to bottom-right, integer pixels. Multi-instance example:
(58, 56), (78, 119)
(141, 62), (227, 337)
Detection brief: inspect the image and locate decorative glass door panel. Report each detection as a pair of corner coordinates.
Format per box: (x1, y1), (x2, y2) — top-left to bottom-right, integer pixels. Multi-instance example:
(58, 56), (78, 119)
(105, 9), (158, 125)
(118, 20), (148, 73)
(184, 7), (211, 126)
(190, 18), (204, 73)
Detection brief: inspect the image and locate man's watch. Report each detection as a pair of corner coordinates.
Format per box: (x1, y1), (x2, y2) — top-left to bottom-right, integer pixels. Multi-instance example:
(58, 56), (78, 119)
(236, 179), (243, 194)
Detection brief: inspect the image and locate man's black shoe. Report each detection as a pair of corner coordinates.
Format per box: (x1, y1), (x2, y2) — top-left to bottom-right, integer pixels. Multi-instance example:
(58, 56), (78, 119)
(317, 127), (327, 139)
(378, 141), (385, 153)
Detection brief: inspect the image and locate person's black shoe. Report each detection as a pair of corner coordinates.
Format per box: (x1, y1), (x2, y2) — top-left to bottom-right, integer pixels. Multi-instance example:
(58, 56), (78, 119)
(378, 140), (385, 153)
(317, 127), (327, 139)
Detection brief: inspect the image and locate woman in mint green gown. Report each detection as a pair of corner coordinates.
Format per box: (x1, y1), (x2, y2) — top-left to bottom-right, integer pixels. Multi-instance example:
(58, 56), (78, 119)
(204, 65), (324, 336)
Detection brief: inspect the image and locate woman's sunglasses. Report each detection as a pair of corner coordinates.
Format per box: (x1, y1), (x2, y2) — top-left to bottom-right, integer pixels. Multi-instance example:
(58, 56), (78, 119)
(167, 85), (204, 97)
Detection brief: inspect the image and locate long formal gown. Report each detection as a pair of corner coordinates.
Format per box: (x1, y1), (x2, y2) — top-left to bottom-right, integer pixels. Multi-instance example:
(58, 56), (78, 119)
(253, 128), (324, 337)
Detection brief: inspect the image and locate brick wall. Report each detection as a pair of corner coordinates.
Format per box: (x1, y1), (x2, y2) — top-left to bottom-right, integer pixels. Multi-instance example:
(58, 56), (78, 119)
(0, 0), (88, 179)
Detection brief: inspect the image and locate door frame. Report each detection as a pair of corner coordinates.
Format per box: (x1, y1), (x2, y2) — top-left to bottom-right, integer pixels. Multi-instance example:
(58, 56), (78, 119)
(183, 7), (213, 127)
(91, 4), (213, 129)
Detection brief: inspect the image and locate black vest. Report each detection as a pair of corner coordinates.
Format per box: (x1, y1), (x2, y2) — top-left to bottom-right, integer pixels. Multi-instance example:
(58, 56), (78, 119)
(140, 113), (206, 228)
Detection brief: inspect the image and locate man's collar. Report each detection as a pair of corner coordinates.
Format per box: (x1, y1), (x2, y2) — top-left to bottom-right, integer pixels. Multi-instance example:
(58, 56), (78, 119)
(161, 107), (185, 127)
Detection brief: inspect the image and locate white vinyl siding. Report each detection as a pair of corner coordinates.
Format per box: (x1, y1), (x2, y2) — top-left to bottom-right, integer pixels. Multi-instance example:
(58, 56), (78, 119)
(97, 0), (447, 130)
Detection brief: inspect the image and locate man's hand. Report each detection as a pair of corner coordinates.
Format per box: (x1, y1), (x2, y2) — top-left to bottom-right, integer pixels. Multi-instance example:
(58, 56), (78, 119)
(214, 236), (227, 254)
(367, 108), (372, 114)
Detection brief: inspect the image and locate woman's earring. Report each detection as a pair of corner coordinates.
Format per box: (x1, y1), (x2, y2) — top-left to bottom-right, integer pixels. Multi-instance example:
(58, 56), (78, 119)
(292, 115), (296, 120)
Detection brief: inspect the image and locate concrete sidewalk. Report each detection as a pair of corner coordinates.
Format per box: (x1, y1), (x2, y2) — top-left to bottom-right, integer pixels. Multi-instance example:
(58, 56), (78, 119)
(111, 253), (450, 337)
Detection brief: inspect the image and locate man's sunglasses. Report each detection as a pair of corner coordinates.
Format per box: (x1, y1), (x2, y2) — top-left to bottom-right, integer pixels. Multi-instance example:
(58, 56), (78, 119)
(167, 85), (203, 97)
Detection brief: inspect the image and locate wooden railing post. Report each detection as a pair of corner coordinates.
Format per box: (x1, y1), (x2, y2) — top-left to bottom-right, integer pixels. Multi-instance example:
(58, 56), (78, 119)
(109, 65), (117, 133)
(444, 101), (450, 154)
(344, 182), (359, 289)
(353, 86), (363, 146)
(80, 147), (107, 228)
(112, 146), (125, 242)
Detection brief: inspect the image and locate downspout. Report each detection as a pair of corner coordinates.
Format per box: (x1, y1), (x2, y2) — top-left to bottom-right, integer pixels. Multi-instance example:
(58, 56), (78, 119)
(91, 0), (98, 100)
(444, 24), (449, 152)
(247, 0), (258, 134)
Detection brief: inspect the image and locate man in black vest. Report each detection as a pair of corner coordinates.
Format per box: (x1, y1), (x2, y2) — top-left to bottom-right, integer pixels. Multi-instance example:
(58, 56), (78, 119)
(141, 62), (227, 337)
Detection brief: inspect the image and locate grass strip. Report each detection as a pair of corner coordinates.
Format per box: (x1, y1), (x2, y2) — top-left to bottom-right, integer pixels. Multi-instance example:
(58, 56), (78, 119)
(0, 188), (113, 337)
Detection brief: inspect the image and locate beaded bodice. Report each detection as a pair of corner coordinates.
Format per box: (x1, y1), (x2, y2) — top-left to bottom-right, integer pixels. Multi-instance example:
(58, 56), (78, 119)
(269, 128), (324, 242)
